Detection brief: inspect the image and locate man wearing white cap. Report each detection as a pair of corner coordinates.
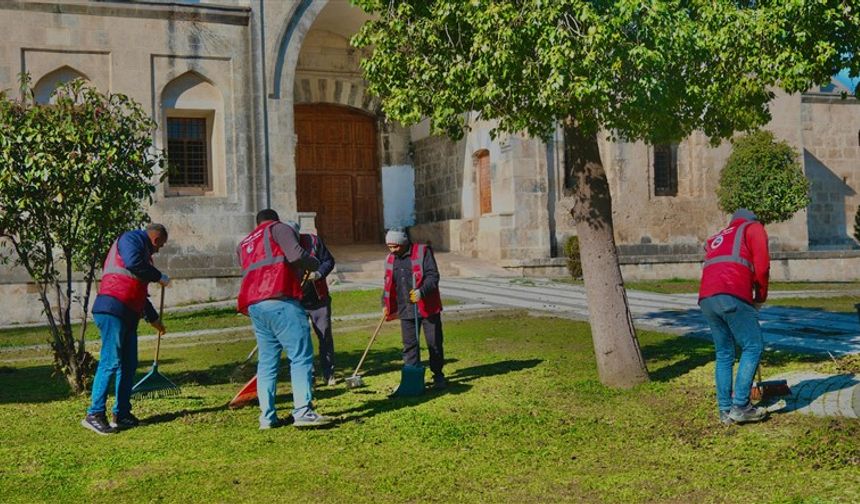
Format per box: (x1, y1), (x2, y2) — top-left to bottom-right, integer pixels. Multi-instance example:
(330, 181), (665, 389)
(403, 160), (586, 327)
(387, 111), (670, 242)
(381, 229), (447, 390)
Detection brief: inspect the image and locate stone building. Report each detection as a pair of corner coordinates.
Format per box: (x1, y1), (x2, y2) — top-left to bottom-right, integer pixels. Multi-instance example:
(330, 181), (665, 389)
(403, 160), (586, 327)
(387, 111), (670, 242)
(1, 0), (859, 325)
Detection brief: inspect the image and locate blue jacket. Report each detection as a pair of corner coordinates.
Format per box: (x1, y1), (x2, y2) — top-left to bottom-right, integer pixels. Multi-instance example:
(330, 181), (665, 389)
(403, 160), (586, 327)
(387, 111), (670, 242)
(92, 230), (162, 325)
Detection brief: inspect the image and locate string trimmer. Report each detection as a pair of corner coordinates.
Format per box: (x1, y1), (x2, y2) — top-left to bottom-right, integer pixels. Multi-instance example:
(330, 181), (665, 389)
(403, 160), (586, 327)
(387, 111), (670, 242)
(131, 285), (181, 399)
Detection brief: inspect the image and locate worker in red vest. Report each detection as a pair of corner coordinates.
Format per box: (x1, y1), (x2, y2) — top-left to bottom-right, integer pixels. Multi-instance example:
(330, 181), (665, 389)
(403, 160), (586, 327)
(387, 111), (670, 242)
(82, 223), (170, 435)
(382, 229), (446, 390)
(237, 209), (331, 429)
(285, 221), (338, 386)
(699, 208), (770, 425)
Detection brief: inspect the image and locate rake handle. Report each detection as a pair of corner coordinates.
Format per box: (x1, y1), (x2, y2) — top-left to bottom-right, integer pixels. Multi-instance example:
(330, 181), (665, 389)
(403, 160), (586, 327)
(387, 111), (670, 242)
(351, 312), (386, 378)
(154, 284), (165, 364)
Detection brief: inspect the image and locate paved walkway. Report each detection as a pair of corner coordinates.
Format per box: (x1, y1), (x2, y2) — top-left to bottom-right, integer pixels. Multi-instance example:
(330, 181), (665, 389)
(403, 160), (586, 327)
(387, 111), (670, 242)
(766, 371), (860, 418)
(440, 277), (860, 355)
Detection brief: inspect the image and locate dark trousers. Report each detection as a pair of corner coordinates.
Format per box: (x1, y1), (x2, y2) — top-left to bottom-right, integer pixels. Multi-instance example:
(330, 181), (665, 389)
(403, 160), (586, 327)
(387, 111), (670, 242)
(307, 300), (335, 377)
(400, 312), (444, 377)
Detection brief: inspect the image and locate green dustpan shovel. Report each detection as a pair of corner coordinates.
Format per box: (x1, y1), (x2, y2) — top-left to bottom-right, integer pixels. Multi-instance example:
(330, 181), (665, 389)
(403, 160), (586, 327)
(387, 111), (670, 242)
(391, 363), (426, 397)
(391, 274), (426, 397)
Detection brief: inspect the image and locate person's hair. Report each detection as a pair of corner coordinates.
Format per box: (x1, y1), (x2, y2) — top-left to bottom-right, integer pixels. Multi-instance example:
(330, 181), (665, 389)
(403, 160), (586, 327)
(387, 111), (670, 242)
(256, 209), (280, 225)
(146, 223), (168, 240)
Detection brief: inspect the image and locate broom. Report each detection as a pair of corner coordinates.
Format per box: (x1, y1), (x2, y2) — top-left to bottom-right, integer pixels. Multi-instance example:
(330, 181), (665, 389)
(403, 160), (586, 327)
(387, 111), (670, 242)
(131, 285), (181, 399)
(750, 364), (790, 401)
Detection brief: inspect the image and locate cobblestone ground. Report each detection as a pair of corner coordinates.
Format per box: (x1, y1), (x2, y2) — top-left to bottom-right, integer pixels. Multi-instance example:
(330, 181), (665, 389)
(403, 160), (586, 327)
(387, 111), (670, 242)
(768, 371), (860, 418)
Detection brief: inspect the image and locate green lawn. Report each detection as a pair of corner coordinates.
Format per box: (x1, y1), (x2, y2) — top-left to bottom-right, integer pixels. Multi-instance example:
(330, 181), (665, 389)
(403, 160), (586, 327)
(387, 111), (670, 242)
(0, 312), (857, 503)
(0, 289), (460, 349)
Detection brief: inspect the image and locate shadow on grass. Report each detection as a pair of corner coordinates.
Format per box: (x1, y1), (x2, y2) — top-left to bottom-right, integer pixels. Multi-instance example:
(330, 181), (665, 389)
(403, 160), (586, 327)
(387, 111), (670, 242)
(327, 358), (543, 423)
(641, 336), (713, 382)
(640, 333), (829, 383)
(0, 364), (73, 404)
(141, 404), (229, 426)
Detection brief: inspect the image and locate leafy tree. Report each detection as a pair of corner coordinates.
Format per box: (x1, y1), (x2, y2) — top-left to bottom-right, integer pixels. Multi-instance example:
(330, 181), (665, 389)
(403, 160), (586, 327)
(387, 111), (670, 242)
(0, 77), (164, 393)
(353, 0), (860, 387)
(717, 130), (810, 225)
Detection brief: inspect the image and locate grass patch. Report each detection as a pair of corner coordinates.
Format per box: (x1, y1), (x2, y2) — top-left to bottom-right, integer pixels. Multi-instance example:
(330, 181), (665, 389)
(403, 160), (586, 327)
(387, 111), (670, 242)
(0, 290), (461, 349)
(0, 313), (857, 502)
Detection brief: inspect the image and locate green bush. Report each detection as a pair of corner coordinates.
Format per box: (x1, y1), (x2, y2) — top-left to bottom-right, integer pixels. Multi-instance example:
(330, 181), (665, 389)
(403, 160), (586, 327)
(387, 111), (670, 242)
(716, 130), (810, 225)
(563, 235), (583, 279)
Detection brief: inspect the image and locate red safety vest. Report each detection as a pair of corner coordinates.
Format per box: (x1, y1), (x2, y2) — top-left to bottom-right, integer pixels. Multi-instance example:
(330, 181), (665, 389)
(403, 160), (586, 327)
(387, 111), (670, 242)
(97, 237), (150, 314)
(699, 219), (758, 304)
(299, 233), (329, 302)
(383, 243), (443, 320)
(237, 221), (303, 315)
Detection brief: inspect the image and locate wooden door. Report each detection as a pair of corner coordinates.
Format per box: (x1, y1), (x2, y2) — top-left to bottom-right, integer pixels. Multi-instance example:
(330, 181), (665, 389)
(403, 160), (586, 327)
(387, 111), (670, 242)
(295, 104), (381, 244)
(477, 150), (492, 215)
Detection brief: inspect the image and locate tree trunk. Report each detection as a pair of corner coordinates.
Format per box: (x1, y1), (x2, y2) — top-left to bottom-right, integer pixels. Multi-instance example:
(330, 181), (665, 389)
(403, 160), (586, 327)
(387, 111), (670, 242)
(566, 123), (649, 388)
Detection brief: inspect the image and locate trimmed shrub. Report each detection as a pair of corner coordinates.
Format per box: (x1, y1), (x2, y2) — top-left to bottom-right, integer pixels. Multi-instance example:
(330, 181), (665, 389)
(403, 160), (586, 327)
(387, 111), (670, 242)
(717, 130), (810, 225)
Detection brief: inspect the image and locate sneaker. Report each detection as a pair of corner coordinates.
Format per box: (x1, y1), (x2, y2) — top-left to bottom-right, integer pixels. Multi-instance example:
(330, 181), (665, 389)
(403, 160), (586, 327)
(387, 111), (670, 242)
(326, 375), (338, 387)
(728, 403), (767, 424)
(719, 410), (734, 425)
(81, 413), (117, 435)
(293, 408), (332, 428)
(432, 374), (447, 390)
(259, 417), (282, 430)
(110, 413), (141, 430)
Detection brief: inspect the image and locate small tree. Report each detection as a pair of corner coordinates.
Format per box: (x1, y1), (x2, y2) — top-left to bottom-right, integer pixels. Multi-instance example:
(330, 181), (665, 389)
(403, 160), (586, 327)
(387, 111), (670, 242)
(717, 130), (810, 225)
(0, 77), (164, 393)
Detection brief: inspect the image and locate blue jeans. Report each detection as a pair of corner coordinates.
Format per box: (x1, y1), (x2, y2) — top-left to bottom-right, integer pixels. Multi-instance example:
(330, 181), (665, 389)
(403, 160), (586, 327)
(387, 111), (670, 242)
(248, 299), (315, 427)
(87, 313), (138, 417)
(699, 294), (764, 412)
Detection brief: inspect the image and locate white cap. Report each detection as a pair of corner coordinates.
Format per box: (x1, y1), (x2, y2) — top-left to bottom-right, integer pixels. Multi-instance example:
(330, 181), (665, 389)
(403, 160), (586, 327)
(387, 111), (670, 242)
(385, 229), (409, 245)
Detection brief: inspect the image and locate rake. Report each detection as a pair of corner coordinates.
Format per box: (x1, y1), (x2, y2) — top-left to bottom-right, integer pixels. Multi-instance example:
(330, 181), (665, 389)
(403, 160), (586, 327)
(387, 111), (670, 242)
(131, 285), (181, 399)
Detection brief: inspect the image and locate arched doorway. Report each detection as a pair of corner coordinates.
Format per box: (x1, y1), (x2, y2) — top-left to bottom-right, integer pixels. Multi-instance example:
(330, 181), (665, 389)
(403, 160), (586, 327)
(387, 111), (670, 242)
(295, 103), (381, 244)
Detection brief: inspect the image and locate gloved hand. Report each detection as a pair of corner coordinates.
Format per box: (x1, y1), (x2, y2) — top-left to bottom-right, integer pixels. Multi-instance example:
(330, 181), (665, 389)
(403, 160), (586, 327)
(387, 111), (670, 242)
(307, 271), (322, 281)
(158, 274), (171, 287)
(409, 289), (422, 303)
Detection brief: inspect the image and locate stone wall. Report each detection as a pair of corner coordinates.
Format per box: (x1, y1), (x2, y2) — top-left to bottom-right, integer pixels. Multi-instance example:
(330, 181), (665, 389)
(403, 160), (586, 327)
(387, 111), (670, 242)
(801, 96), (860, 249)
(554, 91), (813, 255)
(414, 134), (466, 223)
(0, 1), (259, 288)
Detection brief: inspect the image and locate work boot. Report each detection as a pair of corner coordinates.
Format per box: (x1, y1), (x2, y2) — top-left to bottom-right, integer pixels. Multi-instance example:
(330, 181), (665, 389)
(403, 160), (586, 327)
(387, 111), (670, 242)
(718, 410), (734, 425)
(293, 407), (332, 428)
(728, 403), (767, 424)
(81, 413), (117, 435)
(110, 413), (141, 430)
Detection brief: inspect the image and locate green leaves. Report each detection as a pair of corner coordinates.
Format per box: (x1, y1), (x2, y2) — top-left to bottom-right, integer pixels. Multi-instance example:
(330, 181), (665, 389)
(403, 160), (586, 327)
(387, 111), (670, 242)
(716, 130), (810, 225)
(352, 0), (860, 143)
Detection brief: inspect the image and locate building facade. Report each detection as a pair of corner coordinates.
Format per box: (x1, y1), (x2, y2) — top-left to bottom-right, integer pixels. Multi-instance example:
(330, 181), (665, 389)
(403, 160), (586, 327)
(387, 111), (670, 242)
(1, 0), (859, 324)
